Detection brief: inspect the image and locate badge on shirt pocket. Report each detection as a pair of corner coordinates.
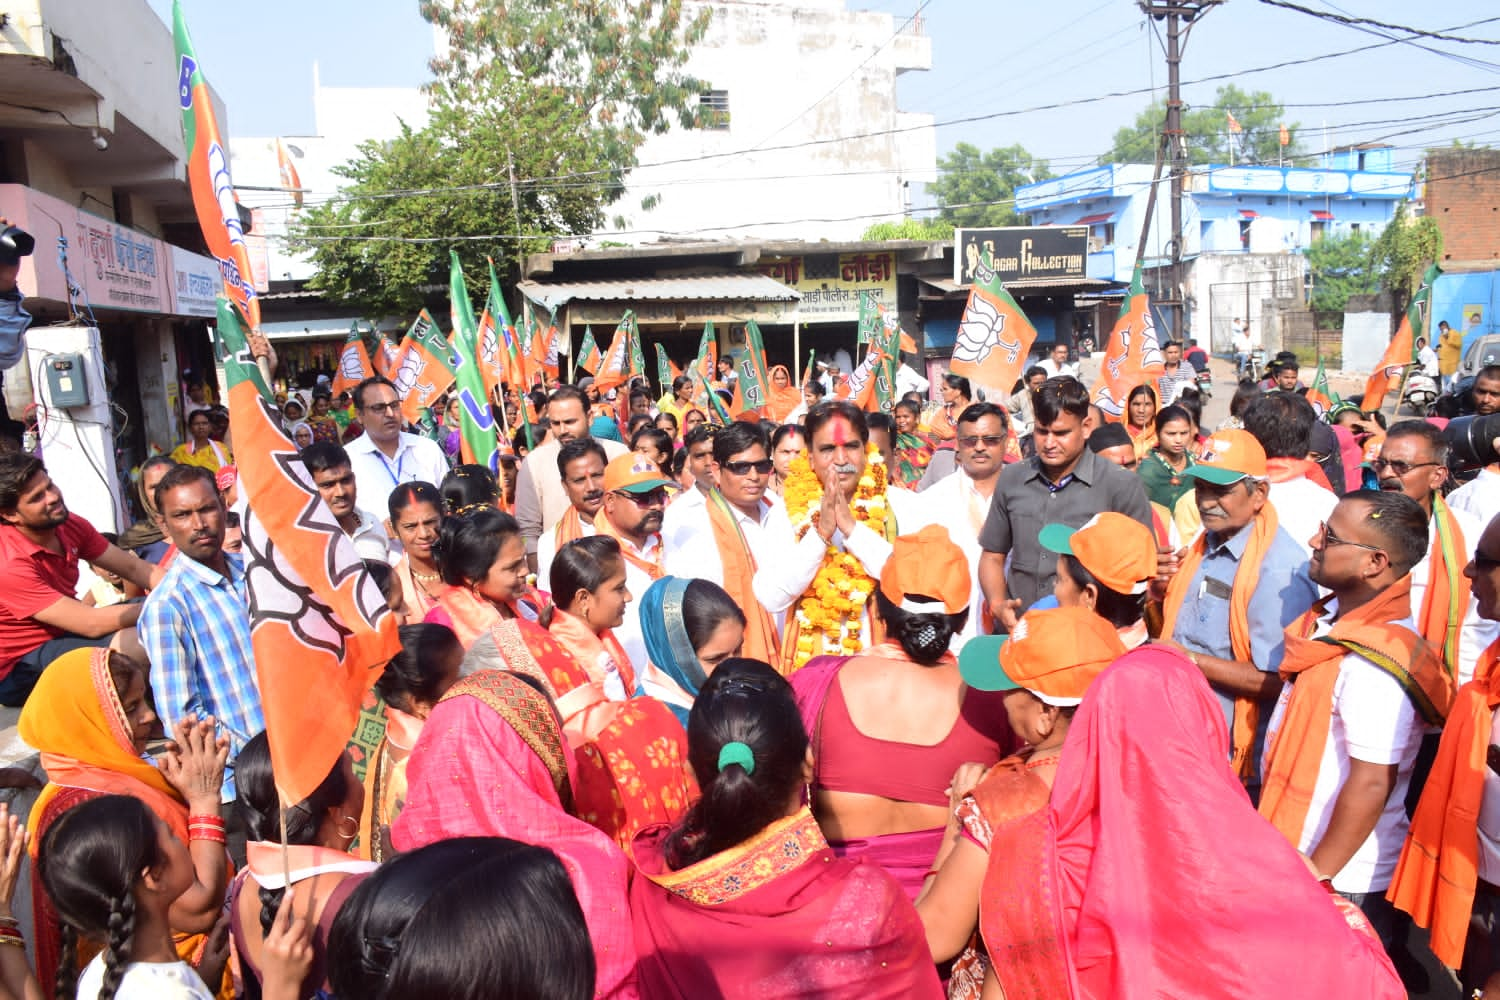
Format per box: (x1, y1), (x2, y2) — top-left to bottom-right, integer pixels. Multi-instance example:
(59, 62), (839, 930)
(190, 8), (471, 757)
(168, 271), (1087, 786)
(1203, 576), (1233, 601)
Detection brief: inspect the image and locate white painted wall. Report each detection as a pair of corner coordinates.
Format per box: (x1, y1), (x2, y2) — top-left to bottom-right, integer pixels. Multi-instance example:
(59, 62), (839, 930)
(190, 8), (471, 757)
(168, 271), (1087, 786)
(232, 72), (433, 282)
(603, 0), (936, 243)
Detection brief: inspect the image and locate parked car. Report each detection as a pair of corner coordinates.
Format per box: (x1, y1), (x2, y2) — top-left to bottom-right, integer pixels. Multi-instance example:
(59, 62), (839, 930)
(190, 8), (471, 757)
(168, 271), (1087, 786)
(1458, 332), (1500, 380)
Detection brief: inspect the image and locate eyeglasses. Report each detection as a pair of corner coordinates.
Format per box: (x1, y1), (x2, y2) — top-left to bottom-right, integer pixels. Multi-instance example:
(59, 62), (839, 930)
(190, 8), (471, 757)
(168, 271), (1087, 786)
(1315, 521), (1385, 554)
(615, 488), (668, 506)
(1373, 457), (1438, 477)
(721, 459), (773, 476)
(362, 400), (401, 416)
(957, 435), (1007, 449)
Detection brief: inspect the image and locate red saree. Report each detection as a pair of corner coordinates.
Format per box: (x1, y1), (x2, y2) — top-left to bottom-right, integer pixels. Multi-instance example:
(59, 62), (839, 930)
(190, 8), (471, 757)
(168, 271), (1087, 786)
(1048, 645), (1404, 999)
(630, 809), (941, 1000)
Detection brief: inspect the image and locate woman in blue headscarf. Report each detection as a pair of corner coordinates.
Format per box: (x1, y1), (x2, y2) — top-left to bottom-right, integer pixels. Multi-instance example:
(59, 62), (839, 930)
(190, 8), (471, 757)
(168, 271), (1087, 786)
(637, 576), (747, 726)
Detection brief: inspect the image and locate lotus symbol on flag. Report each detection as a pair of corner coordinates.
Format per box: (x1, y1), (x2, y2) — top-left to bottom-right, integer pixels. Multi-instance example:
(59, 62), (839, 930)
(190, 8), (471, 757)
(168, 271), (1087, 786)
(339, 347), (367, 382)
(953, 295), (1019, 366)
(1095, 386), (1127, 419)
(207, 143), (246, 248)
(393, 350), (426, 398)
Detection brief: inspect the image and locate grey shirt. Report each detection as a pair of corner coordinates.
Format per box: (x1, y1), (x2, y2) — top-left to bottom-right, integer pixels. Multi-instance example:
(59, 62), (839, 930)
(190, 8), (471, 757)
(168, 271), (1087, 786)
(977, 447), (1153, 615)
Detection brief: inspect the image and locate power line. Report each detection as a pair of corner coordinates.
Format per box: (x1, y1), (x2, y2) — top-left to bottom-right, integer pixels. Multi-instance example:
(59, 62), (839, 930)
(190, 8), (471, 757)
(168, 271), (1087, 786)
(1255, 0), (1500, 45)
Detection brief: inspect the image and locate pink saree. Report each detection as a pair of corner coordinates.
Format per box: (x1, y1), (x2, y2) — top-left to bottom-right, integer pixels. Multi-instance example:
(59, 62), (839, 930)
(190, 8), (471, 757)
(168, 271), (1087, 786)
(630, 809), (941, 1000)
(1047, 645), (1405, 999)
(392, 671), (639, 1000)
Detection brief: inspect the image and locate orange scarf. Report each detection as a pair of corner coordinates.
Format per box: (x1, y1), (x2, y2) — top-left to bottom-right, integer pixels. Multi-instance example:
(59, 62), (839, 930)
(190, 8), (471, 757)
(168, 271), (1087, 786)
(594, 511), (664, 580)
(705, 490), (779, 666)
(1420, 495), (1471, 680)
(1387, 640), (1500, 967)
(1259, 577), (1452, 849)
(764, 365), (801, 423)
(548, 607), (638, 699)
(1160, 504), (1281, 779)
(433, 585), (507, 648)
(1266, 456), (1333, 492)
(554, 505), (589, 551)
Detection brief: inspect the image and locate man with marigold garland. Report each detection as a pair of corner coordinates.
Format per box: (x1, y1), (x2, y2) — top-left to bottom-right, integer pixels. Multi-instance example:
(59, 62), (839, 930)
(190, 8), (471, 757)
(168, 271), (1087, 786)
(754, 400), (920, 672)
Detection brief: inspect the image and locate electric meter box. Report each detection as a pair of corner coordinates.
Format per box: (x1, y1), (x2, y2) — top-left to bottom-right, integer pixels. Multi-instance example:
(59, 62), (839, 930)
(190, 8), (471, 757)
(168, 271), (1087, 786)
(43, 353), (91, 408)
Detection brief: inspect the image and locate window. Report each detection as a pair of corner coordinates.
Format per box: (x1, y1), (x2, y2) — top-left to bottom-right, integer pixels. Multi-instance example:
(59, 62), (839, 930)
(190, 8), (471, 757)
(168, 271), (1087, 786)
(1350, 223), (1361, 234)
(1238, 219), (1252, 250)
(1101, 223), (1116, 245)
(698, 90), (730, 130)
(1310, 220), (1326, 243)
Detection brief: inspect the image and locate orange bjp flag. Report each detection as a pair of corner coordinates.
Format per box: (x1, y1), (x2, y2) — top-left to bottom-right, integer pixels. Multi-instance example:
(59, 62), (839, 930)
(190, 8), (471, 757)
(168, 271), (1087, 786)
(594, 313), (634, 392)
(1092, 267), (1165, 420)
(950, 251), (1038, 396)
(330, 323), (375, 398)
(174, 1), (260, 332)
(218, 299), (400, 806)
(1362, 264), (1438, 410)
(276, 138), (303, 208)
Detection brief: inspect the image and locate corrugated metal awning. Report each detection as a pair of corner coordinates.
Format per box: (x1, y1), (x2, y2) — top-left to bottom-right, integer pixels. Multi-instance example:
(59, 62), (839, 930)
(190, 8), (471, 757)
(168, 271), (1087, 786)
(1075, 212), (1115, 225)
(259, 317), (363, 342)
(517, 273), (800, 312)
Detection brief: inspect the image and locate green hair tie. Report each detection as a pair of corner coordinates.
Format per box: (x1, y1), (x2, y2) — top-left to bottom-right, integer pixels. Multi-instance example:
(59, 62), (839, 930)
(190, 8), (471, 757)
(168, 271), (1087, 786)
(717, 741), (755, 776)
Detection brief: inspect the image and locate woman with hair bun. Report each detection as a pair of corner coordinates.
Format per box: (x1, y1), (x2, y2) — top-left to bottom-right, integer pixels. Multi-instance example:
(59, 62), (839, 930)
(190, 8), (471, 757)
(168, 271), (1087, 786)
(329, 837), (595, 1000)
(630, 659), (941, 999)
(789, 525), (1013, 899)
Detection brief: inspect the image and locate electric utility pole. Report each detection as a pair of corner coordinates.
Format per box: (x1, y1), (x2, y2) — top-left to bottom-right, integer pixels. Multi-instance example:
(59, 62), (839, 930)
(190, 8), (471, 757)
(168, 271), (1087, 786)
(1138, 0), (1220, 343)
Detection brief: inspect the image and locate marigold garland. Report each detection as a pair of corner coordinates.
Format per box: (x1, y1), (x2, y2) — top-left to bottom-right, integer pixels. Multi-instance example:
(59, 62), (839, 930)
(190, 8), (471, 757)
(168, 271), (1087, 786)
(782, 444), (890, 671)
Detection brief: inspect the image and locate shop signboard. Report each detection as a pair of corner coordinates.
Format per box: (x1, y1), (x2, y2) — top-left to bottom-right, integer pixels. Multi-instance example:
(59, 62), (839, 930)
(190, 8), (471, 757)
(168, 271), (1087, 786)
(751, 252), (898, 323)
(169, 245), (221, 317)
(954, 226), (1088, 285)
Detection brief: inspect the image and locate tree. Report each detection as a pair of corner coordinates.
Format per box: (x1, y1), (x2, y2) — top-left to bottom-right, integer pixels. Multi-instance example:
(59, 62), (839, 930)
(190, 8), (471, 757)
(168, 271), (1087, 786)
(1368, 202), (1444, 316)
(286, 0), (710, 315)
(1103, 85), (1299, 166)
(1305, 231), (1377, 313)
(860, 218), (954, 241)
(927, 143), (1051, 228)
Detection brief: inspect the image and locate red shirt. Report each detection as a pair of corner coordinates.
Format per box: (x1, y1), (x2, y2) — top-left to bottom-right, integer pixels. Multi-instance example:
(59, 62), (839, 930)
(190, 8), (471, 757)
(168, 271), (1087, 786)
(0, 513), (109, 674)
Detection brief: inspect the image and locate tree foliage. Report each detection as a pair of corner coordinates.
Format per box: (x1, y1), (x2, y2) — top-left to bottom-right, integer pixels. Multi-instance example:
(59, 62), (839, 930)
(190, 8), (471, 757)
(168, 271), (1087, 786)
(1369, 202), (1444, 315)
(1305, 231), (1376, 313)
(1103, 85), (1299, 166)
(927, 143), (1052, 228)
(286, 0), (710, 315)
(861, 218), (954, 241)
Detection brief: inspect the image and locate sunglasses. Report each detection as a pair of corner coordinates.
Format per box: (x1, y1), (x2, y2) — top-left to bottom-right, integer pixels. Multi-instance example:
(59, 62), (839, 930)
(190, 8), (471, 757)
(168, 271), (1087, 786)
(615, 488), (668, 506)
(721, 459), (773, 476)
(1372, 457), (1438, 478)
(957, 435), (1006, 449)
(1315, 521), (1385, 554)
(361, 401), (402, 416)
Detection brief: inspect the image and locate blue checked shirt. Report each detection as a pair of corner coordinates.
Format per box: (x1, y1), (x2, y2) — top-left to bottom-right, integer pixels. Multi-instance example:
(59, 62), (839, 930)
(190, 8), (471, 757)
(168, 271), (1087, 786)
(139, 552), (263, 800)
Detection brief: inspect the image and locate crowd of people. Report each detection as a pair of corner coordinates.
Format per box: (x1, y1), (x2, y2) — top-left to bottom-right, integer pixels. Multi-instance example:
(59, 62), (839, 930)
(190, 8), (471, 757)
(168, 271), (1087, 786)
(3, 338), (1500, 999)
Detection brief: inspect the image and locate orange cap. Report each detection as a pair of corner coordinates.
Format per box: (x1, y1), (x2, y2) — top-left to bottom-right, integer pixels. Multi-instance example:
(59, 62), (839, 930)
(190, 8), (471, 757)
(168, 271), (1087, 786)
(879, 524), (971, 614)
(1039, 513), (1157, 596)
(1183, 428), (1268, 486)
(959, 606), (1125, 704)
(603, 452), (674, 494)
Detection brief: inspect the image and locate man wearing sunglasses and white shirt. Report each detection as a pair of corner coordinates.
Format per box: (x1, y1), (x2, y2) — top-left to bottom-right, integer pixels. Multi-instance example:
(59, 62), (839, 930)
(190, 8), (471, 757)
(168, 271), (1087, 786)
(906, 402), (1009, 649)
(664, 422), (782, 663)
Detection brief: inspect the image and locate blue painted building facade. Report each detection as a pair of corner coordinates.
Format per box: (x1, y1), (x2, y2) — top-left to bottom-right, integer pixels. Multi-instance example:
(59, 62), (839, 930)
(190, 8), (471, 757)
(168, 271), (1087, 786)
(1015, 150), (1415, 285)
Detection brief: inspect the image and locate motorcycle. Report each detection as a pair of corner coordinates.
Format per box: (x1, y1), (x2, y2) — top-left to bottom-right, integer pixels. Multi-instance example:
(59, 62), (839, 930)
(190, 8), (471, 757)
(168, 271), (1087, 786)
(1402, 372), (1439, 416)
(1194, 368), (1214, 398)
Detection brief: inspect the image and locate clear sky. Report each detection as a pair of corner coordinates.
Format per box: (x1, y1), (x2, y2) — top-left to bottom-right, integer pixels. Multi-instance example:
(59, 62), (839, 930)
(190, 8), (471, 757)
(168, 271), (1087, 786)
(151, 0), (1498, 185)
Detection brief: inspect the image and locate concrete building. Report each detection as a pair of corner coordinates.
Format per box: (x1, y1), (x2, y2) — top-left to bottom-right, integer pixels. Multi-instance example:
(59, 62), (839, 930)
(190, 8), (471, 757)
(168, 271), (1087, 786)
(608, 0), (936, 243)
(0, 0), (228, 531)
(1016, 147), (1414, 352)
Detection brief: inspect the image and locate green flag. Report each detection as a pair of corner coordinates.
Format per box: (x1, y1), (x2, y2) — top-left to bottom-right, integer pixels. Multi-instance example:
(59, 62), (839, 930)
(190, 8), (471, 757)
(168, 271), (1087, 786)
(738, 320), (773, 411)
(628, 313), (647, 384)
(576, 326), (601, 377)
(655, 343), (674, 394)
(448, 251), (500, 472)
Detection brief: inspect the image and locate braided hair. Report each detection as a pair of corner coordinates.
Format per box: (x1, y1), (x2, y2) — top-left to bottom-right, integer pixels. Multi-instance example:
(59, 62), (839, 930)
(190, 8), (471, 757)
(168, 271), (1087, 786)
(234, 731), (353, 937)
(38, 795), (162, 1000)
